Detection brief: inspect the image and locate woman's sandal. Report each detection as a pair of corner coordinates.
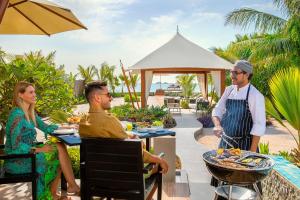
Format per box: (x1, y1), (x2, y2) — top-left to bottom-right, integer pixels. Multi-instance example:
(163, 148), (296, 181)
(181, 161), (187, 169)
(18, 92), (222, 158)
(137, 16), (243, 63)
(67, 186), (80, 196)
(67, 190), (80, 196)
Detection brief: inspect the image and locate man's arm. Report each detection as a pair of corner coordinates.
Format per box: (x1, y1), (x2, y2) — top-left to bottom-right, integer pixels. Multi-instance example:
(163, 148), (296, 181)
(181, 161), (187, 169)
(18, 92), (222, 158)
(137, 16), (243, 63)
(211, 87), (231, 137)
(249, 91), (266, 152)
(250, 135), (260, 152)
(212, 116), (223, 137)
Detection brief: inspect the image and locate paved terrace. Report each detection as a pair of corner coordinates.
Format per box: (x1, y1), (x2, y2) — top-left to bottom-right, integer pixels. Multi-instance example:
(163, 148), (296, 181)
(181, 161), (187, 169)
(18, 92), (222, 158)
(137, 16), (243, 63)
(0, 97), (217, 200)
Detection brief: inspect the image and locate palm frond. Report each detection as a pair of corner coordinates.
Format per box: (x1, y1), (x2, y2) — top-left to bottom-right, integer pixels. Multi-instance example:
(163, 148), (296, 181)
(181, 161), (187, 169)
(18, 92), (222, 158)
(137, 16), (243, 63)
(225, 8), (287, 33)
(227, 37), (264, 59)
(273, 0), (300, 16)
(268, 68), (300, 147)
(250, 35), (294, 60)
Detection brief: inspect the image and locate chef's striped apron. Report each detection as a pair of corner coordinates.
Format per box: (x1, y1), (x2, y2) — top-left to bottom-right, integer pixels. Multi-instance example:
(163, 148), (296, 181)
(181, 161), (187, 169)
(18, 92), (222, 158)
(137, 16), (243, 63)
(211, 84), (255, 188)
(219, 84), (253, 150)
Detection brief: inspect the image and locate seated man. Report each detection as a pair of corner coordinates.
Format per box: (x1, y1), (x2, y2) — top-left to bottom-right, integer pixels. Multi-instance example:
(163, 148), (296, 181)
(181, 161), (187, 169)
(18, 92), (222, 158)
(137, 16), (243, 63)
(79, 81), (168, 174)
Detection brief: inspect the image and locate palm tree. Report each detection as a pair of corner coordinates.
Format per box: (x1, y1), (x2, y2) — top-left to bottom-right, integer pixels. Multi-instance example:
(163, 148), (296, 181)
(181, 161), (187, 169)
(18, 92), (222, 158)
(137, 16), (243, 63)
(225, 0), (300, 65)
(129, 74), (139, 89)
(24, 50), (56, 67)
(176, 74), (196, 99)
(77, 65), (97, 83)
(266, 67), (300, 166)
(98, 62), (110, 82)
(98, 62), (117, 93)
(118, 74), (126, 94)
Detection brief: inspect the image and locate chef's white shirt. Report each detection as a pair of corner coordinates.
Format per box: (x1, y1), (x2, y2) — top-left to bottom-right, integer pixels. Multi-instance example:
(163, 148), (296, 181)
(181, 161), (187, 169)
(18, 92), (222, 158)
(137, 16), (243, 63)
(212, 83), (266, 136)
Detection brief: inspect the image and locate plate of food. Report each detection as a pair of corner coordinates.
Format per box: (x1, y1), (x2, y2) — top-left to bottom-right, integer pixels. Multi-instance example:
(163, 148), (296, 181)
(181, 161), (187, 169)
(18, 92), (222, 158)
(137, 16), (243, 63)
(52, 129), (76, 135)
(137, 128), (148, 133)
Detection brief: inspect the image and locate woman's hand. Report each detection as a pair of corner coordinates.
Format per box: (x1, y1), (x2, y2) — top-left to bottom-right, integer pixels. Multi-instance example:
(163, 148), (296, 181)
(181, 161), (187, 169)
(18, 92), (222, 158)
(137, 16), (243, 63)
(35, 145), (53, 153)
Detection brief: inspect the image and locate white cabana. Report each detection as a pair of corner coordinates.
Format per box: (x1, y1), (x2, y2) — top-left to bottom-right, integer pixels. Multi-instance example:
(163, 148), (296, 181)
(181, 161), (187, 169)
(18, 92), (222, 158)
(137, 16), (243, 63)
(128, 31), (233, 107)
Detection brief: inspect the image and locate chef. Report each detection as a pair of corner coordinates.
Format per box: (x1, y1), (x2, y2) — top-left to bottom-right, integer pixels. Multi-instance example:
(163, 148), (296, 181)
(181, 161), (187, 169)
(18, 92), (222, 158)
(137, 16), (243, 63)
(211, 60), (266, 188)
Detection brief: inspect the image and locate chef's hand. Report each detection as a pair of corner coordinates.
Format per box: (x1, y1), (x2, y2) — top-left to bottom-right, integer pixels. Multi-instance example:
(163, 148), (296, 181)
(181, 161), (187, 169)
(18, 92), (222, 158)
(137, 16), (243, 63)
(213, 126), (223, 138)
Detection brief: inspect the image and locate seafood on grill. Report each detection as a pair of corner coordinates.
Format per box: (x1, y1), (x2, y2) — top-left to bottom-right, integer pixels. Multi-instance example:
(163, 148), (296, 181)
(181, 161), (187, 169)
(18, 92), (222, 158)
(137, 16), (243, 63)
(211, 148), (267, 169)
(202, 149), (275, 184)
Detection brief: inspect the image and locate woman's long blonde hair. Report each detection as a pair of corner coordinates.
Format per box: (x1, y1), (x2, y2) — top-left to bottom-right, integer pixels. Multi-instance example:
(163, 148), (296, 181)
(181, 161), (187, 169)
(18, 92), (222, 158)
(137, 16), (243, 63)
(13, 81), (37, 126)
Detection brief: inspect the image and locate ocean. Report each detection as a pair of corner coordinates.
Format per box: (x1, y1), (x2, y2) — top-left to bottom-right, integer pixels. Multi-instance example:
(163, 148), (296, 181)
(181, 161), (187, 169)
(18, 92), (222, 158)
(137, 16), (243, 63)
(114, 83), (212, 93)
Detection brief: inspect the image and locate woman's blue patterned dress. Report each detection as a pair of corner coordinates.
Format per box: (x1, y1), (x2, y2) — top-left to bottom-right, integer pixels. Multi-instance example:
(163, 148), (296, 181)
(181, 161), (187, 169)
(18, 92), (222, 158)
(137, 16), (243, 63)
(4, 107), (60, 200)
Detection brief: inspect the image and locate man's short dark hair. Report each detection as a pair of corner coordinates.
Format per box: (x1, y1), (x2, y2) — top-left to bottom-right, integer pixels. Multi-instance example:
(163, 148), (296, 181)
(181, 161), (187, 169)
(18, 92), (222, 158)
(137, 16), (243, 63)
(84, 81), (107, 102)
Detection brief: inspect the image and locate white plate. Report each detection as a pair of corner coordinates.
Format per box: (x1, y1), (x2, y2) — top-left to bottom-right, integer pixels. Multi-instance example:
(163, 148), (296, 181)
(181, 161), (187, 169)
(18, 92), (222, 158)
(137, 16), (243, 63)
(53, 129), (75, 134)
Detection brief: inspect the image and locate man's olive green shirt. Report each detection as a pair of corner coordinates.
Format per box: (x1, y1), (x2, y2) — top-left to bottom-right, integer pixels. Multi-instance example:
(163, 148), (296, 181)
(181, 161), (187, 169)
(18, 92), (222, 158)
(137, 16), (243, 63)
(79, 109), (151, 162)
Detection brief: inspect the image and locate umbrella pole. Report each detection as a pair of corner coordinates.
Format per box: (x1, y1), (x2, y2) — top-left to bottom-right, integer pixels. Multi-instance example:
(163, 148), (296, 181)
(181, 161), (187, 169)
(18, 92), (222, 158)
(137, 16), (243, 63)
(128, 71), (140, 109)
(0, 0), (9, 23)
(120, 60), (136, 109)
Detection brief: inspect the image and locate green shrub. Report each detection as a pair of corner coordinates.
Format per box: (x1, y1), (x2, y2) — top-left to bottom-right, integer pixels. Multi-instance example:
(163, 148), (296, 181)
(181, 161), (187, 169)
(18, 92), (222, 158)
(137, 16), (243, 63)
(110, 105), (168, 122)
(124, 94), (140, 102)
(180, 99), (189, 109)
(75, 95), (87, 104)
(0, 50), (76, 125)
(111, 92), (124, 98)
(67, 147), (80, 179)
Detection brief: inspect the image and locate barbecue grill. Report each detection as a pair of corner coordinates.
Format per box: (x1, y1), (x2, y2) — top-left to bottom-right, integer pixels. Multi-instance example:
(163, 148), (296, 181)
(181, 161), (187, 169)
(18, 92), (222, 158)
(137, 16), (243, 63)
(202, 150), (275, 199)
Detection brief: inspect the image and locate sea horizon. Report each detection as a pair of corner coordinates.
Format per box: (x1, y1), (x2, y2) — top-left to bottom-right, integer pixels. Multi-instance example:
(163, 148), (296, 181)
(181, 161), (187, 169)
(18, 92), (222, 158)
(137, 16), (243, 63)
(114, 83), (212, 93)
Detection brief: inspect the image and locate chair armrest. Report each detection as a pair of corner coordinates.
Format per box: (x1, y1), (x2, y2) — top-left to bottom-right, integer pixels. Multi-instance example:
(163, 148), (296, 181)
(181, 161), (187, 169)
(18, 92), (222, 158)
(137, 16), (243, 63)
(143, 152), (165, 174)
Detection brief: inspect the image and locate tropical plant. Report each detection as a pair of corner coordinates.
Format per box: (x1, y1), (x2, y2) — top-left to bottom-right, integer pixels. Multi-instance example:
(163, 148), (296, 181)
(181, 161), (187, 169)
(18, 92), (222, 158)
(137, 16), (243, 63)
(118, 74), (126, 94)
(259, 142), (270, 155)
(180, 99), (189, 109)
(0, 50), (75, 127)
(98, 62), (118, 93)
(222, 1), (300, 96)
(77, 65), (97, 83)
(110, 105), (168, 122)
(176, 74), (196, 99)
(266, 67), (300, 167)
(67, 147), (80, 178)
(124, 94), (140, 102)
(49, 110), (72, 124)
(129, 74), (139, 89)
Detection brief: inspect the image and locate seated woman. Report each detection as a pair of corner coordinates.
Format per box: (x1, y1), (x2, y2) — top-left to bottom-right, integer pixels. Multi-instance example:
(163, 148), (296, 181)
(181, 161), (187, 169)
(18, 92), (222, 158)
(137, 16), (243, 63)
(4, 81), (80, 200)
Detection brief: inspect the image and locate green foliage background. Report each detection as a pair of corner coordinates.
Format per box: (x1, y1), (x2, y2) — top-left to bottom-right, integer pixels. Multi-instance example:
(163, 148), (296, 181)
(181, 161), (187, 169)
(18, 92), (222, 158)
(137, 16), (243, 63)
(0, 50), (76, 126)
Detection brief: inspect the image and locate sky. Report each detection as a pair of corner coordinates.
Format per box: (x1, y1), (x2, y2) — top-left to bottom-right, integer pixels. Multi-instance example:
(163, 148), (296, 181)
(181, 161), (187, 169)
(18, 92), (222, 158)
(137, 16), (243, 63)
(0, 0), (281, 82)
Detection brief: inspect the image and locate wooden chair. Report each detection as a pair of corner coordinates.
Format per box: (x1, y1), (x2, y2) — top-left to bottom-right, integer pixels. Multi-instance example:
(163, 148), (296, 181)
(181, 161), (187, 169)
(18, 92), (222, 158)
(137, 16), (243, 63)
(0, 144), (37, 200)
(80, 138), (163, 200)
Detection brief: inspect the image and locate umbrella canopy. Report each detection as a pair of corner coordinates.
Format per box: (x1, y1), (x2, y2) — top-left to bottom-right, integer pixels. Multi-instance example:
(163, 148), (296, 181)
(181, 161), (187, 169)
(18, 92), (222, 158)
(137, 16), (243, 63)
(0, 0), (87, 36)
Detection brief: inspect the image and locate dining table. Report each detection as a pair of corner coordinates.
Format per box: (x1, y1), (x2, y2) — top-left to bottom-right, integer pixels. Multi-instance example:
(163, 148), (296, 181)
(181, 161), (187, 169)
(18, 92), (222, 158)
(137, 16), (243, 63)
(51, 128), (176, 151)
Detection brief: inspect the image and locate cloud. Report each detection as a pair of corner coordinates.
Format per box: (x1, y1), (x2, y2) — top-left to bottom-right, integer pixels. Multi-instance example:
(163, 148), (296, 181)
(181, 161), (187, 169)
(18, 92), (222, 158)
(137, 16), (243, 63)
(242, 2), (277, 12)
(52, 0), (138, 43)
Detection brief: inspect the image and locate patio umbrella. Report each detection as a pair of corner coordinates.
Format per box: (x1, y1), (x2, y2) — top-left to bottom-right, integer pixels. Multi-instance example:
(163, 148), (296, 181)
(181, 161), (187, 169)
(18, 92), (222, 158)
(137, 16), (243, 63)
(0, 0), (87, 36)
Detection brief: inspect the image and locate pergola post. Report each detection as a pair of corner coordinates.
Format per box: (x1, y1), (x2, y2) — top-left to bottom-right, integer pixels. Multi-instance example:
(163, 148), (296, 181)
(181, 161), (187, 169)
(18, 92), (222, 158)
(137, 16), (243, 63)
(204, 72), (208, 99)
(141, 69), (146, 108)
(221, 69), (226, 95)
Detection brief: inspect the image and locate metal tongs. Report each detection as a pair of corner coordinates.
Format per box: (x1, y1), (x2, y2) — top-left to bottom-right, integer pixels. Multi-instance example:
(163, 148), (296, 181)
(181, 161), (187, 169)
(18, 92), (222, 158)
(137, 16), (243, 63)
(220, 131), (239, 148)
